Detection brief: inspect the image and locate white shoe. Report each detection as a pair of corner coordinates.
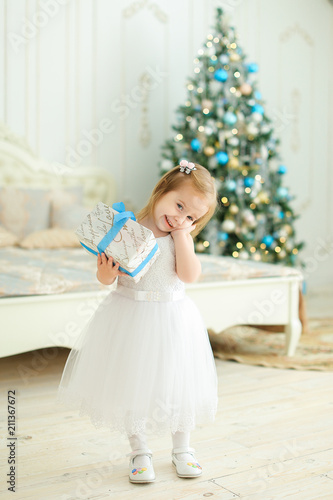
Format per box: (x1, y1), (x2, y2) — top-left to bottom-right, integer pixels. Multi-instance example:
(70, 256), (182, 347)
(127, 448), (156, 483)
(171, 447), (202, 478)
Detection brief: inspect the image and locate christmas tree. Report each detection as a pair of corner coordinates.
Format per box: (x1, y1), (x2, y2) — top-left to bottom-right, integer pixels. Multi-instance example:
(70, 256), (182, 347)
(160, 8), (303, 266)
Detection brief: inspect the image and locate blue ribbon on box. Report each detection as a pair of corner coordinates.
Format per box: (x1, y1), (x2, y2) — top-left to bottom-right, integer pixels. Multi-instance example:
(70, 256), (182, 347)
(80, 202), (159, 278)
(97, 201), (136, 254)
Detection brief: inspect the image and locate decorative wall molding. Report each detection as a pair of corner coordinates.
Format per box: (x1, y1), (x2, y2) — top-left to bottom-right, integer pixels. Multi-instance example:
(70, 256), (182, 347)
(278, 22), (315, 216)
(123, 0), (168, 22)
(138, 72), (152, 147)
(279, 23), (314, 45)
(290, 88), (301, 153)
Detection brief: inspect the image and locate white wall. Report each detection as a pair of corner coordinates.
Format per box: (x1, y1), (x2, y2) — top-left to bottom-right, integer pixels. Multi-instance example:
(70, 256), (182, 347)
(1, 0), (333, 290)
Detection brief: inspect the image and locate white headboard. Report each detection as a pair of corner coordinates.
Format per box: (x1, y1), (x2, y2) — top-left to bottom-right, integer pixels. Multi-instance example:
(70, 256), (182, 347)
(0, 123), (116, 207)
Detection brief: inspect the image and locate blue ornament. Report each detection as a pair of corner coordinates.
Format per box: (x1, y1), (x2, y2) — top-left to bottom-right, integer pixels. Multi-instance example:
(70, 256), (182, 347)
(262, 235), (274, 247)
(214, 69), (228, 82)
(216, 151), (229, 165)
(244, 177), (255, 188)
(278, 211), (285, 219)
(254, 90), (262, 100)
(278, 164), (287, 174)
(254, 158), (263, 165)
(225, 179), (236, 191)
(251, 104), (264, 115)
(218, 231), (229, 242)
(290, 254), (297, 265)
(247, 62), (259, 73)
(190, 138), (201, 152)
(194, 105), (202, 112)
(223, 111), (237, 126)
(276, 187), (288, 199)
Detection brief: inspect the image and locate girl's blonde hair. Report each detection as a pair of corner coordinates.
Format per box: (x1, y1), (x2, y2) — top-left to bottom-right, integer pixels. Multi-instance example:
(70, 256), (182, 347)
(136, 163), (217, 238)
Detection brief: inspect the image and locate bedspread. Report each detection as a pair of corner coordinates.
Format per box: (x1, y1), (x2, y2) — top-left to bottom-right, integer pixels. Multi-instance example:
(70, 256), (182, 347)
(0, 247), (302, 299)
(0, 248), (105, 297)
(197, 254), (302, 283)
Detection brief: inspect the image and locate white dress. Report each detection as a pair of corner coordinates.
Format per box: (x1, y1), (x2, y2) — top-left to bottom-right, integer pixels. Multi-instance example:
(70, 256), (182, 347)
(58, 235), (218, 436)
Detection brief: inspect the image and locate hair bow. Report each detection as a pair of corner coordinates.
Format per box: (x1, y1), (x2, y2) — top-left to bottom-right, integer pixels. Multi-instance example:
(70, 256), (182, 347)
(179, 160), (197, 174)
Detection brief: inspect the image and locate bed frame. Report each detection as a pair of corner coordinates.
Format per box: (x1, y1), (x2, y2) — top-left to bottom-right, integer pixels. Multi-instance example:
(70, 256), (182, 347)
(0, 123), (303, 359)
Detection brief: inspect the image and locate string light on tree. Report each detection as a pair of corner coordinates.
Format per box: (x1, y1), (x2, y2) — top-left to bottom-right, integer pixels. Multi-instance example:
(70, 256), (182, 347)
(160, 7), (304, 266)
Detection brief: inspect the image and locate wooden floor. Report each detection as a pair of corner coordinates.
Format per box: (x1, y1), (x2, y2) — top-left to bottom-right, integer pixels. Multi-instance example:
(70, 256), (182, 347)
(1, 344), (333, 500)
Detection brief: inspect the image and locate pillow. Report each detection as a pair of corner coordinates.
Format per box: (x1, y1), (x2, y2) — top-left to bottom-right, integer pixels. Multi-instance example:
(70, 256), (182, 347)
(0, 225), (19, 247)
(50, 187), (88, 230)
(20, 228), (81, 249)
(0, 187), (50, 239)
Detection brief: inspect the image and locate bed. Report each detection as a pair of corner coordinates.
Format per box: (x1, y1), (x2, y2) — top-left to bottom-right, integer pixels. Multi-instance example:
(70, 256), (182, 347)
(0, 123), (303, 359)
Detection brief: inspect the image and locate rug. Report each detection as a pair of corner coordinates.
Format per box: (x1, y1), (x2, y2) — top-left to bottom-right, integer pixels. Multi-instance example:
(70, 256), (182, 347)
(209, 318), (333, 371)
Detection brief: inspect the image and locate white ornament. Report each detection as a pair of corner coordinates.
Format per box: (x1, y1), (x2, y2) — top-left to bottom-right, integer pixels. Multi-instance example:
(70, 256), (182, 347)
(205, 126), (214, 136)
(217, 107), (224, 118)
(247, 123), (259, 135)
(236, 111), (245, 122)
(208, 155), (218, 168)
(196, 242), (205, 252)
(261, 124), (271, 134)
(239, 250), (249, 260)
(218, 130), (226, 146)
(205, 46), (216, 57)
(209, 80), (222, 96)
(269, 159), (279, 172)
(260, 145), (269, 160)
(189, 118), (198, 131)
(221, 219), (236, 233)
(161, 159), (174, 171)
(251, 112), (263, 123)
(214, 178), (223, 191)
(242, 209), (254, 222)
(228, 137), (239, 146)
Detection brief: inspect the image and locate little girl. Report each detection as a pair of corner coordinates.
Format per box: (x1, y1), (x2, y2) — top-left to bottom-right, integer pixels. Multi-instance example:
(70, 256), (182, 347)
(58, 160), (218, 483)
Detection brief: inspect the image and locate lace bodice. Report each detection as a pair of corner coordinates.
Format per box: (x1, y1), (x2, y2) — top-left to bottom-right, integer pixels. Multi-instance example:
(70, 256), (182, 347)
(118, 235), (185, 293)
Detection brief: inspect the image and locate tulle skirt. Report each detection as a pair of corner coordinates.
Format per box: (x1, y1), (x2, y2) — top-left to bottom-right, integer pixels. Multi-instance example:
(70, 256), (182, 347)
(57, 289), (218, 437)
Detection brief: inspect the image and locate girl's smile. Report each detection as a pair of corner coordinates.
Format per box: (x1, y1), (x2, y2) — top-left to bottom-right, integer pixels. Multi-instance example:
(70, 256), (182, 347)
(153, 184), (209, 236)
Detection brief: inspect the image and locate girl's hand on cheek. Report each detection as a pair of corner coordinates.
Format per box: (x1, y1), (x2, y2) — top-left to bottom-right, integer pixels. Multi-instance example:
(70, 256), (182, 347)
(171, 224), (196, 240)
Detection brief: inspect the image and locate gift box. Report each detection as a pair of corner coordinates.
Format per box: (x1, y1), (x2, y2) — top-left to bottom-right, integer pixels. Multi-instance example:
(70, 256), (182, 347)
(76, 201), (160, 283)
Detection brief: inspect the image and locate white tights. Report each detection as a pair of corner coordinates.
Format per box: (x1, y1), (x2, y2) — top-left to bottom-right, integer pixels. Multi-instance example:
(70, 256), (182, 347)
(128, 431), (192, 467)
